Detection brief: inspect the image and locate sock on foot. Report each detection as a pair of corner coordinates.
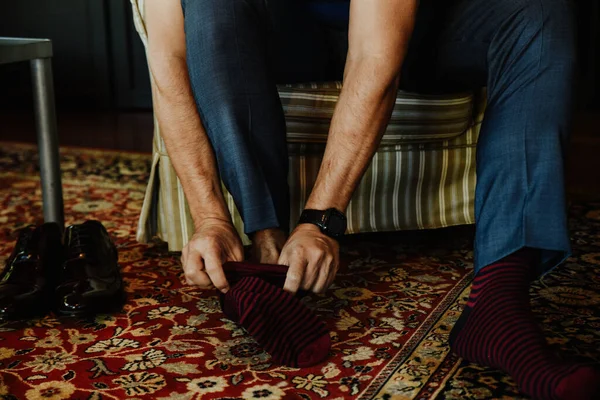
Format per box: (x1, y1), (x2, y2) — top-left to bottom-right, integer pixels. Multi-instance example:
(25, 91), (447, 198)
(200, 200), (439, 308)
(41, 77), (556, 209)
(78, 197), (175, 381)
(449, 249), (600, 400)
(220, 262), (330, 367)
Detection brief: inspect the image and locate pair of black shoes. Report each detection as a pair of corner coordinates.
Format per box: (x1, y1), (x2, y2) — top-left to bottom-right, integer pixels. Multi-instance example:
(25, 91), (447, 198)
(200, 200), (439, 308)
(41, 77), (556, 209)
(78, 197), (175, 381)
(0, 220), (125, 320)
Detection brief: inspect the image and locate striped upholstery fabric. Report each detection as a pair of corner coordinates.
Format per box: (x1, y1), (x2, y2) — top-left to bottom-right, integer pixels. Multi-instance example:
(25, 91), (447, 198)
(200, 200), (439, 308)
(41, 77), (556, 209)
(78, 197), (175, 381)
(280, 83), (475, 145)
(131, 0), (484, 251)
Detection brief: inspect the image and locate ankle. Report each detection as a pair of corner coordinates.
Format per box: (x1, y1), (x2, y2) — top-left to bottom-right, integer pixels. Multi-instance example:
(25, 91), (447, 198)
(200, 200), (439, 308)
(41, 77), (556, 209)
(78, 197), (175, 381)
(251, 228), (286, 244)
(475, 248), (541, 286)
(250, 228), (287, 264)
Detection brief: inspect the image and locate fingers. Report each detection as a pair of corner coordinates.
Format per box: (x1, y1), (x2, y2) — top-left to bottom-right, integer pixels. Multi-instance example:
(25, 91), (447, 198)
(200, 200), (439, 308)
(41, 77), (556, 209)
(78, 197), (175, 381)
(282, 252), (306, 294)
(231, 242), (244, 262)
(301, 240), (340, 293)
(182, 249), (212, 288)
(301, 255), (321, 291)
(326, 243), (340, 289)
(181, 246), (188, 271)
(180, 220), (242, 291)
(312, 265), (329, 294)
(312, 254), (334, 294)
(181, 245), (193, 285)
(326, 257), (339, 289)
(279, 234), (341, 294)
(203, 251), (230, 293)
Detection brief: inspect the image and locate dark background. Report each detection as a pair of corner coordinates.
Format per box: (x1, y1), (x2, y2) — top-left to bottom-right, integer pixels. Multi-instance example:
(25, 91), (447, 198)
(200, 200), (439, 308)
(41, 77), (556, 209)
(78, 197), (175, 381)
(0, 0), (151, 110)
(0, 0), (599, 111)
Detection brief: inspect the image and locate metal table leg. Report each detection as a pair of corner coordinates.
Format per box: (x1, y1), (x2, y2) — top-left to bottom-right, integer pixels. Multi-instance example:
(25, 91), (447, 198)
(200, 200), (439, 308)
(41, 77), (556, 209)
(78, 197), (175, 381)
(30, 57), (64, 228)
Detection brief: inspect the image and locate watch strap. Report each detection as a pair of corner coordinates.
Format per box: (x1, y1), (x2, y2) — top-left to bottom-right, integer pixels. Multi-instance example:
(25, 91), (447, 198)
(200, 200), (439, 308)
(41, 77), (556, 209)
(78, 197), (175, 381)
(298, 208), (346, 238)
(298, 209), (328, 229)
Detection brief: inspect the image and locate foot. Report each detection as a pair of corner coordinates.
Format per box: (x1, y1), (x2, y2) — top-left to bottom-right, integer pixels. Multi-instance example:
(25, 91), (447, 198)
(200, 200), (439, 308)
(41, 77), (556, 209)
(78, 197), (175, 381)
(221, 275), (330, 367)
(250, 228), (287, 264)
(449, 249), (600, 400)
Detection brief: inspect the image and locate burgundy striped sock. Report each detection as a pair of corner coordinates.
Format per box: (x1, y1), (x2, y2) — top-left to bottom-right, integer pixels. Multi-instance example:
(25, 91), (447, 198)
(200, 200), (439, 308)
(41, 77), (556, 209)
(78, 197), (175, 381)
(450, 249), (600, 400)
(222, 261), (288, 288)
(220, 262), (330, 367)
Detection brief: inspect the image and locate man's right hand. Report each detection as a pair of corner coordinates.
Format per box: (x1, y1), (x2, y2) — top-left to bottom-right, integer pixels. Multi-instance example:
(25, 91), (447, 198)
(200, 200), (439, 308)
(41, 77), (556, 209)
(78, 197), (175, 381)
(181, 218), (244, 293)
(146, 0), (242, 294)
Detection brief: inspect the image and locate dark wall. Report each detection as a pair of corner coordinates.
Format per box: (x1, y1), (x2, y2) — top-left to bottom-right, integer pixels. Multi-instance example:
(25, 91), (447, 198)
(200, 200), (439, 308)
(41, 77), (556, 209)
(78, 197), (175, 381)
(575, 1), (600, 109)
(106, 0), (153, 109)
(0, 0), (151, 110)
(0, 0), (598, 110)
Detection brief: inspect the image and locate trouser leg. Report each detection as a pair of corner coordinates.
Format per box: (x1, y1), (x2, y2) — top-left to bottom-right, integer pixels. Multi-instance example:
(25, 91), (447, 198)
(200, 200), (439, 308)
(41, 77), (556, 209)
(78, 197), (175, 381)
(181, 0), (331, 234)
(427, 0), (577, 275)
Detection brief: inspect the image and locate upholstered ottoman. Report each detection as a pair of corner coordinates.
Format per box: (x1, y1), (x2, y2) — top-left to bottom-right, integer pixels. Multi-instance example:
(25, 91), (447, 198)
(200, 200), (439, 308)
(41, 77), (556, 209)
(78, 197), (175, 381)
(130, 0), (485, 251)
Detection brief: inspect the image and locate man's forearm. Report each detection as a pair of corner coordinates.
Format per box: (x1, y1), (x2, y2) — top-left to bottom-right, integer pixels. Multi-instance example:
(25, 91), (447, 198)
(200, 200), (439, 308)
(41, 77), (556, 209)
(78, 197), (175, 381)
(305, 58), (400, 212)
(150, 55), (230, 227)
(304, 0), (417, 213)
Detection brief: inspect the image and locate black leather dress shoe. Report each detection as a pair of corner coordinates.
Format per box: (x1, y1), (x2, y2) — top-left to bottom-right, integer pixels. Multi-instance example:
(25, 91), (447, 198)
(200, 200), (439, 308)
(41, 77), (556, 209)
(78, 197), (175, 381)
(55, 220), (125, 317)
(0, 223), (63, 320)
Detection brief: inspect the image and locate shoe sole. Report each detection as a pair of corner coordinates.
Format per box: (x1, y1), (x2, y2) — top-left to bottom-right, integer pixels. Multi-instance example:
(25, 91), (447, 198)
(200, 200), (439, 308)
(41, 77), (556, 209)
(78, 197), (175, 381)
(0, 306), (50, 322)
(54, 286), (127, 318)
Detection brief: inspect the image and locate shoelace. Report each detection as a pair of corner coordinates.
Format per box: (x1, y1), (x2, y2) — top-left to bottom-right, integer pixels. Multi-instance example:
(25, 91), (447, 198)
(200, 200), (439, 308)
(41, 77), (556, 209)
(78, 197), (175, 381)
(60, 226), (99, 281)
(67, 226), (95, 260)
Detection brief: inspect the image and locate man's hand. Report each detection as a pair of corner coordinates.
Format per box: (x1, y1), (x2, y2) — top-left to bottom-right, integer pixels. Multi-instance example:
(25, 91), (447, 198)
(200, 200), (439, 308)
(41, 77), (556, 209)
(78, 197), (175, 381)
(278, 224), (340, 294)
(181, 218), (244, 293)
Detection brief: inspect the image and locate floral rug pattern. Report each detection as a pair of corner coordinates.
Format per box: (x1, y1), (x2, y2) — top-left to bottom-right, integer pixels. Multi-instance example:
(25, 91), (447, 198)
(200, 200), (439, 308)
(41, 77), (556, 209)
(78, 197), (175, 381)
(0, 142), (598, 400)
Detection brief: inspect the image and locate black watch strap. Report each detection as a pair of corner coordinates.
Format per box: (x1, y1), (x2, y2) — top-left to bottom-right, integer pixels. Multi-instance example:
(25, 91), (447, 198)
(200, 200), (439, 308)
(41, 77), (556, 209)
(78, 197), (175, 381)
(298, 209), (328, 227)
(298, 208), (347, 238)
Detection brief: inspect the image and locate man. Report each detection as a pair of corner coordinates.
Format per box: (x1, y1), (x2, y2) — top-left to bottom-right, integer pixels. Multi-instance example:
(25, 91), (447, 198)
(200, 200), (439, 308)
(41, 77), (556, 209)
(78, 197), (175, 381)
(145, 0), (598, 398)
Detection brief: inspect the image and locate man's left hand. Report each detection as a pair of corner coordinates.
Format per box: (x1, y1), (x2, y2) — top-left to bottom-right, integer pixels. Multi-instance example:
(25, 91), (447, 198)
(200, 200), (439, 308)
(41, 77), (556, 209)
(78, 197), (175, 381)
(278, 224), (340, 294)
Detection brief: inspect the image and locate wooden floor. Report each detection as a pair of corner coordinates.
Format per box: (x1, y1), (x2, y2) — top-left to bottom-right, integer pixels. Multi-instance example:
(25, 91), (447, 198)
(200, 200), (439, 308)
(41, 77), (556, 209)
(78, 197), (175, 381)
(1, 110), (599, 199)
(0, 111), (154, 154)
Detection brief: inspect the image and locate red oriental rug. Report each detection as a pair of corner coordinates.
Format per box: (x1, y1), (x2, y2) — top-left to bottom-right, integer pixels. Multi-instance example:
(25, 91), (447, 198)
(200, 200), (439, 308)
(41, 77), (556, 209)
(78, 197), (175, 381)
(0, 142), (599, 400)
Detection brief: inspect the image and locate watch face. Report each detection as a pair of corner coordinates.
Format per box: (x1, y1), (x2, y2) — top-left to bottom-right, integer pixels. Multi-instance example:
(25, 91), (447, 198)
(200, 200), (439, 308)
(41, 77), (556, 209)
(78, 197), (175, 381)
(326, 209), (347, 236)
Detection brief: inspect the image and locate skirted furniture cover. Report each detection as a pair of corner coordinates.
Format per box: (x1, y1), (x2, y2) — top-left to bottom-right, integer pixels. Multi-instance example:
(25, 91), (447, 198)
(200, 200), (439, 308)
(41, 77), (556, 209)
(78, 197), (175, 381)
(130, 0), (485, 251)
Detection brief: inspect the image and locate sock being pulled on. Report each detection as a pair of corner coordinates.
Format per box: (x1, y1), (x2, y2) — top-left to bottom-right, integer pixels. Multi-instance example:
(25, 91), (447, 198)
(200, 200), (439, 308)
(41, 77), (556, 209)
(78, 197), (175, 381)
(449, 249), (600, 400)
(219, 262), (330, 367)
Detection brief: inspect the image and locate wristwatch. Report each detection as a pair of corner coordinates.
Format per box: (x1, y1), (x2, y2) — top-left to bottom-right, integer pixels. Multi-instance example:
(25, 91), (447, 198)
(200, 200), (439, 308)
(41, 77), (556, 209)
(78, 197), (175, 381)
(298, 208), (347, 239)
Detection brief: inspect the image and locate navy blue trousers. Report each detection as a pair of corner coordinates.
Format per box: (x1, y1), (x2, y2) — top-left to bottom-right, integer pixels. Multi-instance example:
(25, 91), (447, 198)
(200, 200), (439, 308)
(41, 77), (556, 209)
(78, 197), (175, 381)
(181, 0), (576, 275)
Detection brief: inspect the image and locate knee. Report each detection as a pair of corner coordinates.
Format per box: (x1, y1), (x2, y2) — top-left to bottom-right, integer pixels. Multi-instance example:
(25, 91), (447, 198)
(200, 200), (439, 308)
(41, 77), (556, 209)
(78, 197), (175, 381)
(517, 0), (576, 60)
(493, 0), (576, 72)
(181, 0), (234, 50)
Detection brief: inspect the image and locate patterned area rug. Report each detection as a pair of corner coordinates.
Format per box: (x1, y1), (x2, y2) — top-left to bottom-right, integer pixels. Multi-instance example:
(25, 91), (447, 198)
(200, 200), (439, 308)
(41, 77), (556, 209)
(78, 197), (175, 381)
(0, 142), (598, 400)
